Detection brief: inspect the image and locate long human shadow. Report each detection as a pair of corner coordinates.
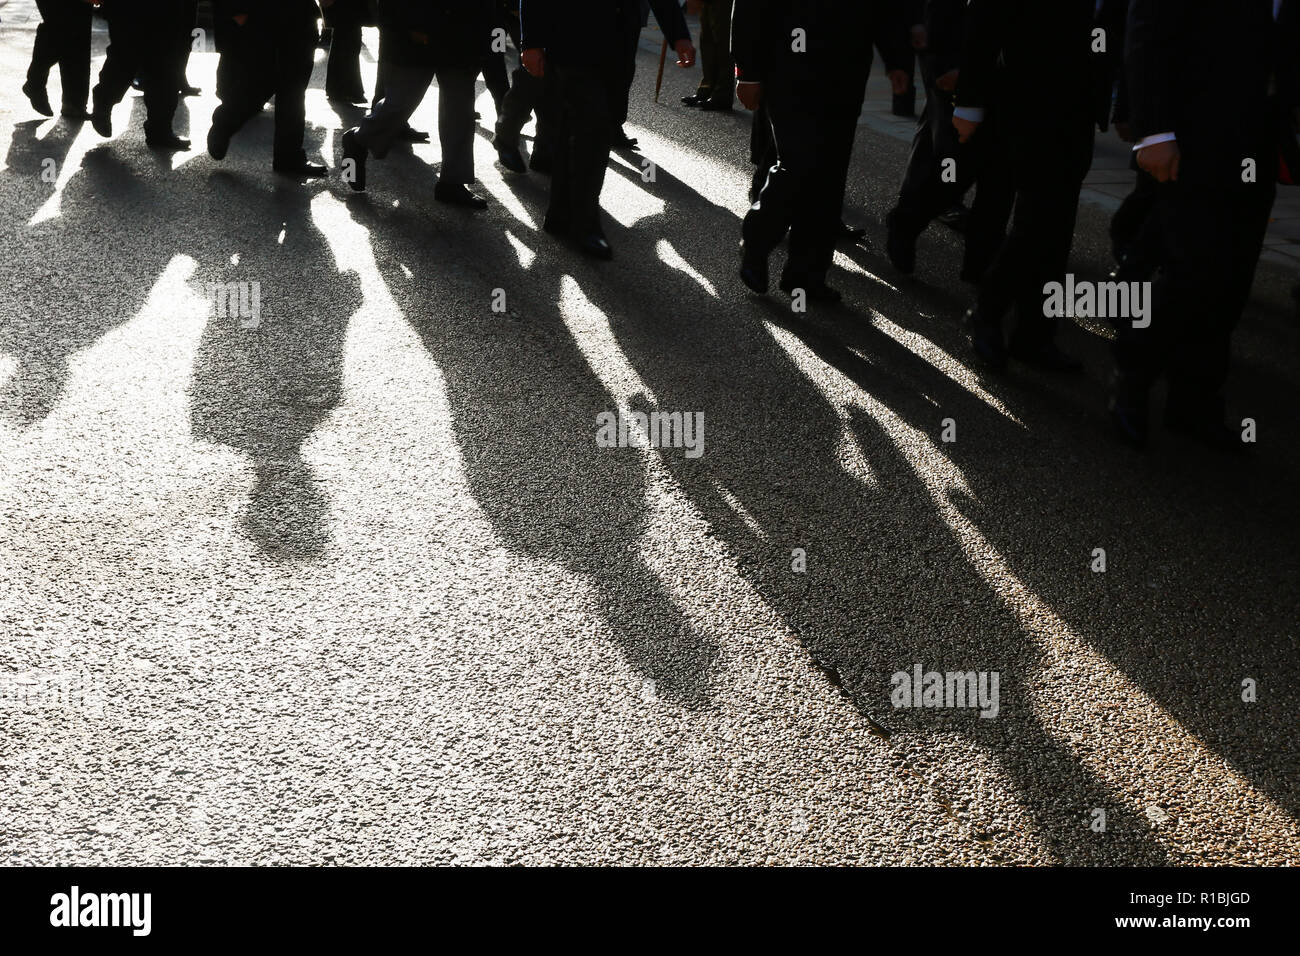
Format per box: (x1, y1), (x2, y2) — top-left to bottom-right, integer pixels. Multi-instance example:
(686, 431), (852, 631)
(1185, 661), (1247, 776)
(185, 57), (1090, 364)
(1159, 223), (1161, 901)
(614, 155), (1300, 853)
(186, 171), (360, 563)
(342, 189), (719, 707)
(0, 118), (179, 425)
(494, 152), (1290, 862)
(376, 151), (1178, 860)
(826, 175), (1300, 830)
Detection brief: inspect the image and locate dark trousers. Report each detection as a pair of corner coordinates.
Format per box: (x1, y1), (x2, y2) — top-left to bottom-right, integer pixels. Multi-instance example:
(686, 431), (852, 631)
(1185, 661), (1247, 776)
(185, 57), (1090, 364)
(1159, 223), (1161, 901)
(211, 16), (317, 165)
(695, 0), (733, 107)
(325, 0), (366, 101)
(178, 0), (199, 86)
(494, 61), (551, 161)
(893, 74), (1012, 282)
(483, 53), (510, 112)
(93, 1), (182, 138)
(612, 15), (644, 131)
(547, 65), (617, 237)
(27, 0), (93, 111)
(355, 62), (477, 183)
(483, 11), (521, 112)
(743, 68), (869, 283)
(974, 118), (1094, 348)
(1114, 176), (1275, 420)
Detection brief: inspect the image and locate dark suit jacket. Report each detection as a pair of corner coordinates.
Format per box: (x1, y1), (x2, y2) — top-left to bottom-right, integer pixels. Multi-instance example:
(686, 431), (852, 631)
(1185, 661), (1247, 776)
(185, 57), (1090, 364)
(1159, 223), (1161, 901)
(1127, 0), (1300, 186)
(217, 0), (322, 28)
(377, 0), (495, 71)
(520, 0), (690, 69)
(956, 0), (1109, 134)
(731, 0), (904, 85)
(923, 0), (965, 78)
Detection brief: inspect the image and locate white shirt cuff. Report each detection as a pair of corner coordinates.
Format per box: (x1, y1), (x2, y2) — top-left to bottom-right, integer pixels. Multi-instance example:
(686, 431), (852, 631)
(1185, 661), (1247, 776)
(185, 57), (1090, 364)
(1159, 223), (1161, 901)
(1134, 132), (1177, 151)
(952, 106), (985, 123)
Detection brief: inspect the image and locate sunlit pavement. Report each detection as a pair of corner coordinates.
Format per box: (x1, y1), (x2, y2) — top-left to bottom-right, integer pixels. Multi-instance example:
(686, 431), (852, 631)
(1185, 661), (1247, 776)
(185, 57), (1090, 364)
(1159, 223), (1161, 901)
(1, 10), (1298, 865)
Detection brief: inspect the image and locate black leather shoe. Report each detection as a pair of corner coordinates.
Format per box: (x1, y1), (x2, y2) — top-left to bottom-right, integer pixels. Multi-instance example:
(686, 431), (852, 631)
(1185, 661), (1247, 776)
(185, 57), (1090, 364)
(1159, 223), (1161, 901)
(207, 124), (231, 160)
(398, 124), (429, 143)
(131, 77), (145, 93)
(966, 309), (1007, 371)
(699, 99), (733, 112)
(1008, 339), (1084, 373)
(90, 107), (112, 138)
(146, 133), (191, 151)
(434, 183), (488, 208)
(1107, 372), (1149, 449)
(779, 277), (843, 303)
(578, 234), (613, 260)
(496, 145), (527, 173)
(611, 128), (638, 150)
(340, 128), (366, 190)
(884, 209), (916, 274)
(23, 82), (54, 117)
(179, 83), (202, 97)
(61, 107), (91, 122)
(681, 93), (706, 107)
(739, 243), (769, 295)
(273, 160), (328, 178)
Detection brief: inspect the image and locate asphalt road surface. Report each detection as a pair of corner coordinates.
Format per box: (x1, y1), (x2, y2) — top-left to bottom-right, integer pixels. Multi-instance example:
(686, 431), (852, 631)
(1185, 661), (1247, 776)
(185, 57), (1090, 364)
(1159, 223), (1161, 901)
(1, 13), (1298, 866)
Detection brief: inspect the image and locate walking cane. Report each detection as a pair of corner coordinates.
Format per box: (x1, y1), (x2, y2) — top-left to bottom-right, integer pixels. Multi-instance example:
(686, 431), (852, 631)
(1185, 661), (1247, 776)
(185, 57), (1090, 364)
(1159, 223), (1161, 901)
(654, 37), (669, 103)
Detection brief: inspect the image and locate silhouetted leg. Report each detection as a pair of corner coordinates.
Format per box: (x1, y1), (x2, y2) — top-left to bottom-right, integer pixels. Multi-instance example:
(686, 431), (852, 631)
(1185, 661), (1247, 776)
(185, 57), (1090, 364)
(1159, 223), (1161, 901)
(549, 65), (613, 237)
(352, 63), (434, 160)
(271, 22), (317, 168)
(325, 16), (365, 101)
(435, 67), (477, 185)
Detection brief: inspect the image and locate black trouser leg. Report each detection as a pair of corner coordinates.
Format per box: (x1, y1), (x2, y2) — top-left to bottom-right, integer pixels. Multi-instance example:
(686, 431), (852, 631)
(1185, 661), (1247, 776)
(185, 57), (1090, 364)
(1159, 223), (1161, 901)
(790, 93), (865, 281)
(268, 19), (317, 165)
(211, 25), (276, 143)
(961, 110), (1014, 282)
(436, 67), (477, 185)
(612, 21), (639, 131)
(549, 65), (614, 237)
(483, 52), (510, 111)
(977, 125), (1092, 347)
(743, 83), (818, 260)
(326, 16), (365, 100)
(1115, 177), (1274, 418)
(894, 66), (974, 238)
(178, 0), (199, 86)
(28, 4), (60, 88)
(355, 63), (433, 159)
(494, 65), (542, 148)
(699, 1), (733, 107)
(30, 0), (92, 106)
(94, 8), (146, 111)
(141, 17), (182, 138)
(977, 176), (1082, 348)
